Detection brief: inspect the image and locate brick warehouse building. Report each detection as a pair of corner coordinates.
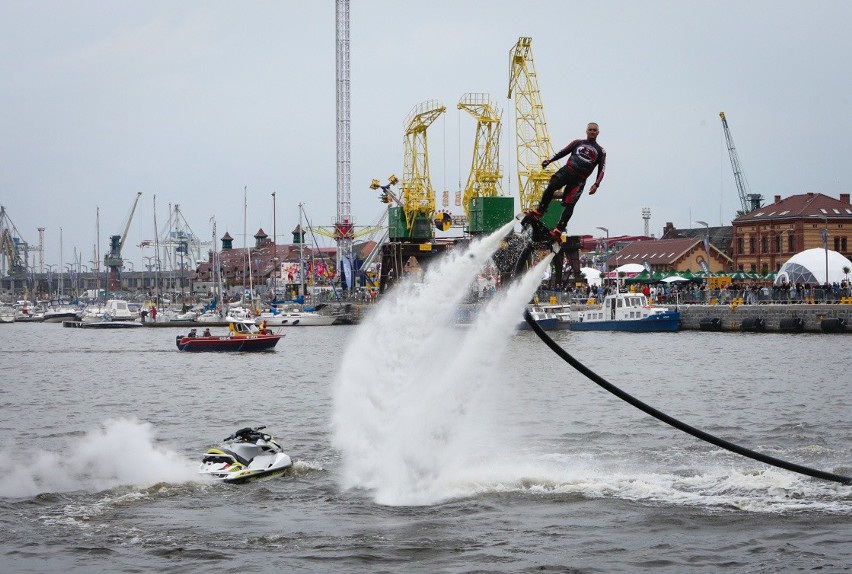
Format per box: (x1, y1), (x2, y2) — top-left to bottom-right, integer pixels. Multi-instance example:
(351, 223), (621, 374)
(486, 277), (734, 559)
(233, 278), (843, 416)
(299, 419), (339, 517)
(732, 192), (852, 273)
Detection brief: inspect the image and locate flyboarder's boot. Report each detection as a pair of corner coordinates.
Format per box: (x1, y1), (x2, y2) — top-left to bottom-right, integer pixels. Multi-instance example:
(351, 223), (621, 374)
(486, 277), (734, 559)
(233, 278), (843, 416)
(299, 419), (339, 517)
(520, 208), (543, 227)
(549, 223), (566, 243)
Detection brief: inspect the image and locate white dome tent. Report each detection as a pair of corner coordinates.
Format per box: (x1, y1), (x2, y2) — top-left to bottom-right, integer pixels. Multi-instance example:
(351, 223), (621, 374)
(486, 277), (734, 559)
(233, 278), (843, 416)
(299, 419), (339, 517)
(774, 248), (852, 286)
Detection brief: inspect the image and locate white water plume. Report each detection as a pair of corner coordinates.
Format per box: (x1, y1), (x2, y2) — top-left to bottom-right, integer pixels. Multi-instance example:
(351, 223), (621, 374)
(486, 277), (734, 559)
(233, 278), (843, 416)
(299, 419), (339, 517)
(332, 220), (554, 505)
(0, 418), (199, 498)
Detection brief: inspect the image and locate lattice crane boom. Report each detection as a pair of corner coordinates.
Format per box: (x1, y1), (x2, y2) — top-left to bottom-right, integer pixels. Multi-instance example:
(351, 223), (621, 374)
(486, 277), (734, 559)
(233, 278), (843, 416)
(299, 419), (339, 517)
(508, 37), (556, 213)
(104, 192), (142, 290)
(0, 206), (28, 275)
(458, 93), (503, 220)
(720, 111), (762, 215)
(402, 100), (446, 233)
(138, 204), (211, 269)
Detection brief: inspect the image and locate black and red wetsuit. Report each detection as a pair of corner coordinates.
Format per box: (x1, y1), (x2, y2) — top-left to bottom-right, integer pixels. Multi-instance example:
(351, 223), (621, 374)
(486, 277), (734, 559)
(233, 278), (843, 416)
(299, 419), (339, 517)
(537, 138), (606, 230)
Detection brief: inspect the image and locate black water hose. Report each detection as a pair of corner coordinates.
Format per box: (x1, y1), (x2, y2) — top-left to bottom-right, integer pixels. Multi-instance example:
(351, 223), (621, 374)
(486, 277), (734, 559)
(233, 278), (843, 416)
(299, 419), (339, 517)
(522, 309), (852, 486)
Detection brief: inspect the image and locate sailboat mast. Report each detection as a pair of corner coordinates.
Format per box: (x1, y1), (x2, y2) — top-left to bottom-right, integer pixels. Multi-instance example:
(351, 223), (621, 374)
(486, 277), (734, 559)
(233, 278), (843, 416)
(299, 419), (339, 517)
(212, 218), (223, 316)
(244, 186), (254, 307)
(59, 226), (63, 300)
(96, 207), (101, 299)
(299, 203), (305, 300)
(272, 191), (277, 293)
(153, 195), (161, 308)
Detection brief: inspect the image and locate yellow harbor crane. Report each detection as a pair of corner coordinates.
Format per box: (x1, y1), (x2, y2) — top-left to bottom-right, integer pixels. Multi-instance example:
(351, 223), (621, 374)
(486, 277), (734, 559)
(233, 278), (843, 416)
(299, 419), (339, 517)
(507, 37), (558, 224)
(371, 101), (460, 292)
(457, 93), (514, 233)
(395, 99), (446, 241)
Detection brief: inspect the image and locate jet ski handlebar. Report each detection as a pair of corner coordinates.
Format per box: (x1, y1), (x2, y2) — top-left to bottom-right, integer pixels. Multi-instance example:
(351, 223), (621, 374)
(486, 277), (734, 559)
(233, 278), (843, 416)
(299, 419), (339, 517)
(224, 425), (269, 442)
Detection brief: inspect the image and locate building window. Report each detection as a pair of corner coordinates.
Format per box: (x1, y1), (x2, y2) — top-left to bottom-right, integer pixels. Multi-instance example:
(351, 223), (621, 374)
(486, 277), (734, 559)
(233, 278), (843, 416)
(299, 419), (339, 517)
(750, 263), (756, 272)
(737, 237), (744, 254)
(788, 234), (795, 253)
(842, 237), (848, 252)
(750, 237), (756, 254)
(835, 237), (840, 251)
(775, 235), (781, 253)
(762, 236), (768, 253)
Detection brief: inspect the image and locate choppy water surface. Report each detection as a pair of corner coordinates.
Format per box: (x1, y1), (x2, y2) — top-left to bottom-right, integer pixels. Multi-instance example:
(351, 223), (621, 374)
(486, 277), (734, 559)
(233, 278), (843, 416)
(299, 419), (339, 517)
(1, 243), (850, 572)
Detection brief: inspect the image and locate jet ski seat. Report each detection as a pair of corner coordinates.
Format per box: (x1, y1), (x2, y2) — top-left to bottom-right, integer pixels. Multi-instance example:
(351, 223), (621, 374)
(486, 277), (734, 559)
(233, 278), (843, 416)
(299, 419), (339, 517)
(221, 448), (251, 466)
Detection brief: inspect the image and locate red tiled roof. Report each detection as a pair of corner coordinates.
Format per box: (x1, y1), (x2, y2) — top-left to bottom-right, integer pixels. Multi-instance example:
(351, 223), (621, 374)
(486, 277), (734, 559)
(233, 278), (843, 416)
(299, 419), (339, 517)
(610, 237), (701, 265)
(735, 192), (852, 222)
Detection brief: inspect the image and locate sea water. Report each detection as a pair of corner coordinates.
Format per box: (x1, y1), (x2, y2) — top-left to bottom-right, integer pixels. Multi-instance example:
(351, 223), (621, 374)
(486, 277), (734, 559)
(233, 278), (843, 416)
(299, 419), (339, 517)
(1, 224), (850, 572)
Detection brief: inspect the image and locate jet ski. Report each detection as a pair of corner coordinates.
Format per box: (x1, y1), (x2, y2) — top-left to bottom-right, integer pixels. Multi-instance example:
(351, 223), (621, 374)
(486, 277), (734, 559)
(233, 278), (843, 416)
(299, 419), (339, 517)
(199, 426), (293, 484)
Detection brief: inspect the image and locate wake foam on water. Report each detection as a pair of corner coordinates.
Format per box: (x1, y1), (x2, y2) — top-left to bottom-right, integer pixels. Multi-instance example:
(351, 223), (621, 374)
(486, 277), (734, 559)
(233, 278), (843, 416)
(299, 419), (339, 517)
(436, 455), (852, 513)
(0, 418), (199, 498)
(332, 221), (557, 505)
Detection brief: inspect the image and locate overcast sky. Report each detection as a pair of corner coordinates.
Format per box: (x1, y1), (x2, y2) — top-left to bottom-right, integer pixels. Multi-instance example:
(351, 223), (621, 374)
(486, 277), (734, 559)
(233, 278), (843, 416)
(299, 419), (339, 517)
(2, 0), (850, 272)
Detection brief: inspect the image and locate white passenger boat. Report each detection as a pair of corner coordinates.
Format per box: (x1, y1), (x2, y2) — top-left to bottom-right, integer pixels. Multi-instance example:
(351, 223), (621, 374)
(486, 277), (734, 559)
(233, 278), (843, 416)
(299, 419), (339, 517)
(570, 292), (680, 332)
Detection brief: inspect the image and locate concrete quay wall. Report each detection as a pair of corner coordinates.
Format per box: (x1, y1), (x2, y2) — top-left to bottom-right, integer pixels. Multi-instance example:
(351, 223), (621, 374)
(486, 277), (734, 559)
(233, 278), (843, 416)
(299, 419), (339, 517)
(679, 304), (851, 333)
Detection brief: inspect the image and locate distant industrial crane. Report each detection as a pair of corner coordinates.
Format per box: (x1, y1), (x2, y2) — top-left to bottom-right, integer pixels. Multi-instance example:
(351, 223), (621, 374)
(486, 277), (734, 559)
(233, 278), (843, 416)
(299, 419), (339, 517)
(457, 93), (513, 234)
(720, 111), (763, 215)
(104, 192), (142, 291)
(397, 99), (446, 240)
(139, 204), (211, 271)
(0, 205), (29, 276)
(371, 100), (457, 293)
(508, 37), (557, 218)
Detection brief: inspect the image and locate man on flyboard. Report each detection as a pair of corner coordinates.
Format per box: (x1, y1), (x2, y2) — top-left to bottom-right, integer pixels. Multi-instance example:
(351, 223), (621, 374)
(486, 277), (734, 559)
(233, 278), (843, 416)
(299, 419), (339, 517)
(522, 122), (606, 241)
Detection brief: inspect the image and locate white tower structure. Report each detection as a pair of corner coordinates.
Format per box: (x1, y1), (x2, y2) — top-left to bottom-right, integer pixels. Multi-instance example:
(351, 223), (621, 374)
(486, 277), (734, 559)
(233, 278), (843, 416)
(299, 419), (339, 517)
(642, 208), (651, 237)
(334, 0), (354, 284)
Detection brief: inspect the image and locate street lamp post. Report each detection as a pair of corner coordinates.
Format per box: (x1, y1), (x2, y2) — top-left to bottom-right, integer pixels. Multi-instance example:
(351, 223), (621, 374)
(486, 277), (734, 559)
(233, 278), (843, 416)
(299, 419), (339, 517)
(125, 262), (135, 293)
(272, 192), (278, 293)
(65, 263), (75, 298)
(695, 221), (710, 303)
(595, 226), (610, 272)
(45, 264), (56, 298)
(694, 220), (710, 262)
(596, 226), (610, 291)
(144, 256), (156, 295)
(81, 265), (89, 294)
(821, 215), (829, 289)
(809, 214), (829, 291)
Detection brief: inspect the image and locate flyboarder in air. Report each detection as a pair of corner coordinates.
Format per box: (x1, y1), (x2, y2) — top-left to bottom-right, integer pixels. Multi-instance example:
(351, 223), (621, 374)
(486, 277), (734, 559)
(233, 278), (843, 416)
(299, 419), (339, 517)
(522, 122), (606, 241)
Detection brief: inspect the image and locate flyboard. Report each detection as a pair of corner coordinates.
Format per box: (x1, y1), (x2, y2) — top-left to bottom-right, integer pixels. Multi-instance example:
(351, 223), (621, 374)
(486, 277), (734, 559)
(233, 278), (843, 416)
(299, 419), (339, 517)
(506, 212), (563, 279)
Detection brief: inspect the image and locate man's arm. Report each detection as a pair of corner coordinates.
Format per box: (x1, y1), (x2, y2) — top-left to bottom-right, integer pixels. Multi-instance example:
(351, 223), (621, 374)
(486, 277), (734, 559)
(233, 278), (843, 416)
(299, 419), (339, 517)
(589, 147), (606, 194)
(542, 140), (580, 167)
